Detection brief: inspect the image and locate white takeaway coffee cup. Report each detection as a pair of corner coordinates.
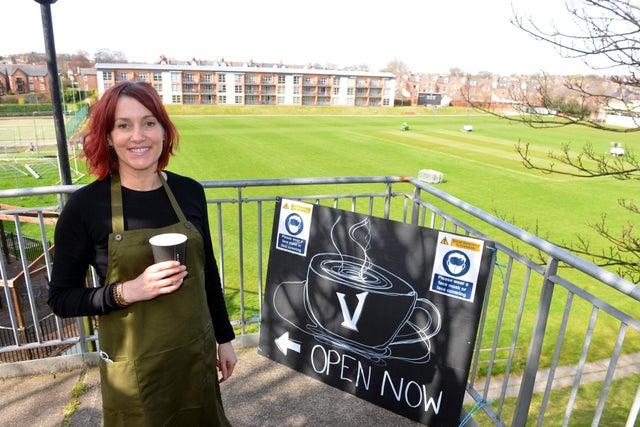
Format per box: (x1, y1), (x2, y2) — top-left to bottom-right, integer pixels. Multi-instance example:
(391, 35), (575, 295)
(149, 233), (187, 265)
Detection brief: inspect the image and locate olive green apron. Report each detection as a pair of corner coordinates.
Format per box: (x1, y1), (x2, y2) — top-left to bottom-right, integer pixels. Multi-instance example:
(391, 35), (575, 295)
(98, 173), (230, 427)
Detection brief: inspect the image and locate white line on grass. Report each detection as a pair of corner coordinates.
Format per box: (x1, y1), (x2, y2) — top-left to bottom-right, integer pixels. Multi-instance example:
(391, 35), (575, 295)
(172, 114), (489, 118)
(343, 130), (572, 182)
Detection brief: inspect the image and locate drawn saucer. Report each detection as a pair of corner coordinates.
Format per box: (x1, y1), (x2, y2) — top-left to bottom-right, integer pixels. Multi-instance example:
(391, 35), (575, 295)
(273, 280), (438, 365)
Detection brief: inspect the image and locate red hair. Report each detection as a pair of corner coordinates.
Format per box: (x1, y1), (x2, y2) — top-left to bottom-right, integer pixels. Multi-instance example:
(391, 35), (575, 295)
(83, 81), (179, 180)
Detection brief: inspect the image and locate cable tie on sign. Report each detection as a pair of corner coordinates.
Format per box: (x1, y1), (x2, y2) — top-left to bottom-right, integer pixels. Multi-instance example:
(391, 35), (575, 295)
(487, 246), (512, 297)
(458, 398), (493, 427)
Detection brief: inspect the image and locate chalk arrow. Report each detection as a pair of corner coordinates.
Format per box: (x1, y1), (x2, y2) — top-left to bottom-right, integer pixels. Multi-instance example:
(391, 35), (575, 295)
(275, 332), (301, 356)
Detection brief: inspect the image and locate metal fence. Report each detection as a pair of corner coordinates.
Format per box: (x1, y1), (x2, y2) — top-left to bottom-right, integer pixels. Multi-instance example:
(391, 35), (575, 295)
(0, 176), (638, 426)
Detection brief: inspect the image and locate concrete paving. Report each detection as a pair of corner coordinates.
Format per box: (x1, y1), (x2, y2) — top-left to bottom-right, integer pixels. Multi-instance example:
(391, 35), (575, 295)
(0, 348), (638, 427)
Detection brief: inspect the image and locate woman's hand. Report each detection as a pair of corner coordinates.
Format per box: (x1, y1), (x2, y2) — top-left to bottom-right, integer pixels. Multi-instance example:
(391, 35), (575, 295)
(216, 341), (237, 383)
(121, 261), (187, 304)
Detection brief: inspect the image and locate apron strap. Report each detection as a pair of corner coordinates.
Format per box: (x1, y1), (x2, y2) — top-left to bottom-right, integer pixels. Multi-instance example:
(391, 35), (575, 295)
(110, 174), (125, 233)
(159, 172), (189, 225)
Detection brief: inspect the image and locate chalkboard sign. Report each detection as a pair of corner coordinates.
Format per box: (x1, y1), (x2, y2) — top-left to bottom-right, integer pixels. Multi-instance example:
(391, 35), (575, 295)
(258, 199), (495, 425)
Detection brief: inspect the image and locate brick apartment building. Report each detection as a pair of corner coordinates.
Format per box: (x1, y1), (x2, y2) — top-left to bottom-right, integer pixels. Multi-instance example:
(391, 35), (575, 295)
(0, 64), (50, 98)
(68, 67), (98, 92)
(96, 63), (396, 107)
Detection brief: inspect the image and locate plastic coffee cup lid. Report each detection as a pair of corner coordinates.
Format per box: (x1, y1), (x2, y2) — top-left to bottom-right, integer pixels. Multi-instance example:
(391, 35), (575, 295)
(149, 233), (187, 246)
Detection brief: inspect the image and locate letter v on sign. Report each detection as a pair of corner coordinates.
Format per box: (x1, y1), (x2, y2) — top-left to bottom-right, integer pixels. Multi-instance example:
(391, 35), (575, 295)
(336, 291), (369, 331)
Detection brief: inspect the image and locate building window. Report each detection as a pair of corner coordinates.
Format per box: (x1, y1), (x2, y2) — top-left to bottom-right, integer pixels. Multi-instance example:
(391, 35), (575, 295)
(184, 95), (197, 104)
(153, 83), (162, 91)
(346, 97), (354, 104)
(262, 76), (273, 84)
(347, 87), (354, 96)
(171, 72), (180, 82)
(153, 73), (162, 82)
(202, 95), (213, 104)
(234, 74), (243, 83)
(293, 76), (300, 85)
(184, 73), (194, 82)
(303, 77), (312, 84)
(102, 71), (112, 80)
(218, 84), (226, 93)
(235, 85), (242, 94)
(136, 73), (148, 82)
(201, 84), (213, 93)
(172, 83), (180, 92)
(29, 83), (35, 91)
(172, 95), (181, 103)
(383, 98), (390, 106)
(104, 82), (113, 89)
(278, 75), (286, 84)
(333, 77), (340, 86)
(218, 95), (226, 103)
(277, 86), (285, 94)
(333, 87), (339, 95)
(218, 74), (226, 83)
(202, 74), (212, 82)
(235, 95), (243, 104)
(331, 98), (340, 105)
(319, 77), (327, 85)
(117, 72), (128, 81)
(293, 86), (300, 94)
(293, 96), (300, 104)
(277, 96), (285, 104)
(40, 83), (45, 91)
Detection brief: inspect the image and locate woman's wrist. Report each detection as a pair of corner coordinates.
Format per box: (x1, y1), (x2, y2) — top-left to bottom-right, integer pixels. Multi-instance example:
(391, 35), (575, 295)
(111, 281), (130, 307)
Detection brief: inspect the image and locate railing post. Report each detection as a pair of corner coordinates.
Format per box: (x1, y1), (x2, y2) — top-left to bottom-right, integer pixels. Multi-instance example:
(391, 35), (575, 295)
(237, 187), (245, 335)
(512, 257), (558, 426)
(410, 186), (421, 225)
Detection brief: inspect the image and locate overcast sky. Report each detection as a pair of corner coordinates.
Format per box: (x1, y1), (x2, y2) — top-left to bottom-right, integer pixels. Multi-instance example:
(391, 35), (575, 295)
(2, 0), (613, 75)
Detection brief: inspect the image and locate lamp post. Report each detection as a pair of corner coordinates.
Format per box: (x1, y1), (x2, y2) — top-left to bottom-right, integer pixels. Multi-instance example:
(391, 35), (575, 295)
(35, 0), (71, 186)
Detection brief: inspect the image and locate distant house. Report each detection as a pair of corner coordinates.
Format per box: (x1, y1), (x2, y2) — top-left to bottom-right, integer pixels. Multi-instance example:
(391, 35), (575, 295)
(0, 64), (50, 98)
(602, 100), (640, 128)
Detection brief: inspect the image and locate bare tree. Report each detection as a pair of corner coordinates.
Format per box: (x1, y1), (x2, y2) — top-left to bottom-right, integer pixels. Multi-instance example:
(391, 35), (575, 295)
(469, 0), (640, 280)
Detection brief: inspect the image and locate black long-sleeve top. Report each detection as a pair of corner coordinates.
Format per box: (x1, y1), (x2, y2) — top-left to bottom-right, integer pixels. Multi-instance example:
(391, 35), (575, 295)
(47, 171), (235, 344)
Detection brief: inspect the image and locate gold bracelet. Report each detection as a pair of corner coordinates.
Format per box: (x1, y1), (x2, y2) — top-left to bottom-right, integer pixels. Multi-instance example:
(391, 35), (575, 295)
(112, 282), (130, 307)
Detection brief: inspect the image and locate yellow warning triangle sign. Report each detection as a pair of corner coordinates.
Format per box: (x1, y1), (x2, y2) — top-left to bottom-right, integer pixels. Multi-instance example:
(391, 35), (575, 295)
(283, 203), (289, 209)
(440, 237), (449, 245)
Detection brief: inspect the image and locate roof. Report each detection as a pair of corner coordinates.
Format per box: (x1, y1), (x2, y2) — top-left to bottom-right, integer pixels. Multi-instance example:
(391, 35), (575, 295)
(96, 63), (395, 79)
(79, 68), (96, 76)
(1, 64), (48, 77)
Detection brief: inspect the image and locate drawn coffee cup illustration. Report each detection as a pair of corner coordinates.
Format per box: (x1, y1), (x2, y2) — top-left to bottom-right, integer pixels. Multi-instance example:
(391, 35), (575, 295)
(304, 253), (440, 350)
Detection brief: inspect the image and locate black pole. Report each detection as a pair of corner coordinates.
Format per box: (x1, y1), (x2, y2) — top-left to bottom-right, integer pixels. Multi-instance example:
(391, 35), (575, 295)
(35, 0), (72, 185)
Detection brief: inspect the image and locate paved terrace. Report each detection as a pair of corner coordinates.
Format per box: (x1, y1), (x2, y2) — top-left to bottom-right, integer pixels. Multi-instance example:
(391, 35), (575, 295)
(2, 346), (639, 426)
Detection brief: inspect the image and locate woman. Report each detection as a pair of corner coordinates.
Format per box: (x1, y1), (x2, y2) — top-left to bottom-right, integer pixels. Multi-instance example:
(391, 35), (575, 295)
(48, 81), (237, 426)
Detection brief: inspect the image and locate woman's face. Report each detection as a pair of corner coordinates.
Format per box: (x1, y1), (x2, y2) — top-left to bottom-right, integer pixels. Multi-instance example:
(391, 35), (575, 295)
(109, 96), (165, 178)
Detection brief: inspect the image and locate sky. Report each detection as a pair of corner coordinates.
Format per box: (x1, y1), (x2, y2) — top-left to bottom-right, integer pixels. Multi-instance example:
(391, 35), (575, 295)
(1, 0), (613, 75)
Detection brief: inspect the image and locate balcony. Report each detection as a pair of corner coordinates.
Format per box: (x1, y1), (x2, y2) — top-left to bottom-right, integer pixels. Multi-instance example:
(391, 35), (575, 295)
(356, 81), (368, 88)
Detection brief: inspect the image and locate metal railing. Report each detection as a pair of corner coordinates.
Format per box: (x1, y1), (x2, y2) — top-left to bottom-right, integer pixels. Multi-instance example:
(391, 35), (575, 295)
(0, 176), (638, 426)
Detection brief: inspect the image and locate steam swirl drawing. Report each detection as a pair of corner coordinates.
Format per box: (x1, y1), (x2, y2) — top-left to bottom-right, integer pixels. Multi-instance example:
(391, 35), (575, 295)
(273, 216), (441, 365)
